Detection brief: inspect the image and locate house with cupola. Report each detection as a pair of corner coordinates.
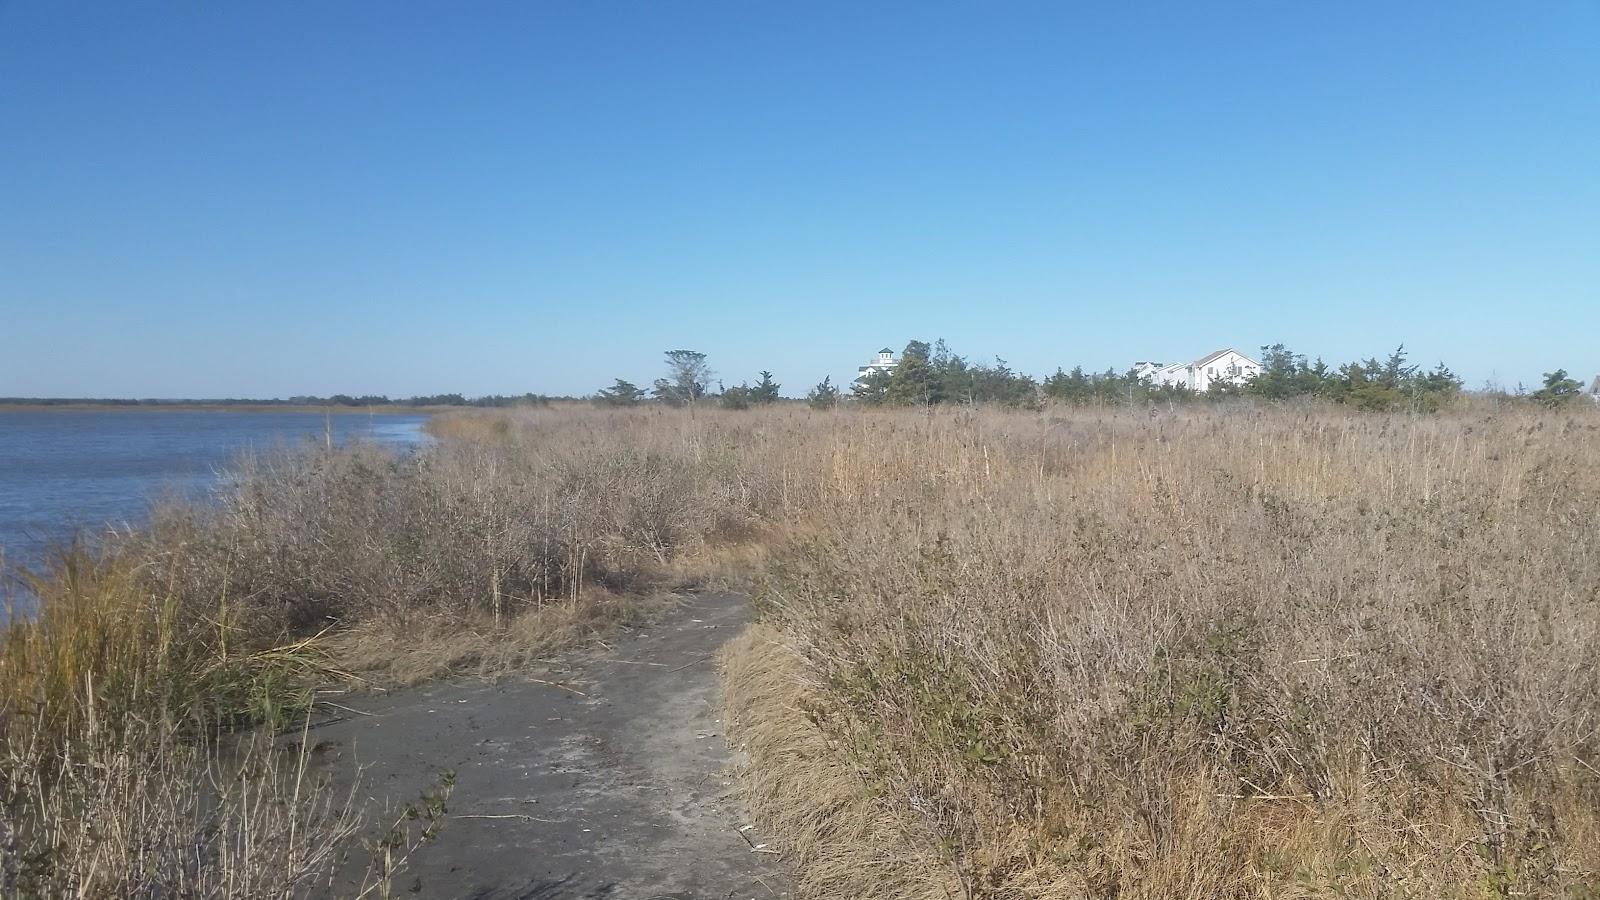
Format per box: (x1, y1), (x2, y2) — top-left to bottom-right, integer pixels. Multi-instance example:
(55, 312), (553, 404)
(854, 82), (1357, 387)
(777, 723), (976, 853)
(853, 347), (899, 390)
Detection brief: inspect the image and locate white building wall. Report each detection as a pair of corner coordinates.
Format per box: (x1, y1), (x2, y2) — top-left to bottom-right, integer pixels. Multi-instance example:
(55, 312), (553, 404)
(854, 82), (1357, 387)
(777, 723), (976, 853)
(1194, 350), (1260, 390)
(1154, 364), (1192, 390)
(1145, 349), (1260, 392)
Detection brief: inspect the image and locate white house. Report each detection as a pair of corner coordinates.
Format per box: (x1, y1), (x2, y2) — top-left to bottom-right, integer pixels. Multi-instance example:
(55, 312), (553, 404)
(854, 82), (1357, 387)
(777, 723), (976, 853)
(853, 347), (898, 389)
(1131, 361), (1167, 382)
(1588, 375), (1600, 403)
(1145, 348), (1261, 392)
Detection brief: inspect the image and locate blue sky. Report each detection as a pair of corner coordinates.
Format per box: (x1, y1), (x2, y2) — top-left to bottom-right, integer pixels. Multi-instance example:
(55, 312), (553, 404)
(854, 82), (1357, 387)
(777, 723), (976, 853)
(2, 1), (1596, 398)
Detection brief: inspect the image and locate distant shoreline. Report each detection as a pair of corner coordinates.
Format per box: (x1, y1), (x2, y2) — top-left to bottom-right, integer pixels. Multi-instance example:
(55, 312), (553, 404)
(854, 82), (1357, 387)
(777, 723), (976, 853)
(0, 403), (447, 414)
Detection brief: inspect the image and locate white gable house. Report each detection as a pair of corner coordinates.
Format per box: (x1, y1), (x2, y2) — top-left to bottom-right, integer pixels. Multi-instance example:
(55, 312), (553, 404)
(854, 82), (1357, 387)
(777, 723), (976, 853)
(1147, 348), (1260, 392)
(1131, 361), (1167, 382)
(853, 347), (898, 389)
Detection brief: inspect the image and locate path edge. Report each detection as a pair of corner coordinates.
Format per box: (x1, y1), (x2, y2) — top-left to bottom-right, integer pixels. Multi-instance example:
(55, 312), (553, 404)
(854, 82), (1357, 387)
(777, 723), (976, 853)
(720, 622), (961, 900)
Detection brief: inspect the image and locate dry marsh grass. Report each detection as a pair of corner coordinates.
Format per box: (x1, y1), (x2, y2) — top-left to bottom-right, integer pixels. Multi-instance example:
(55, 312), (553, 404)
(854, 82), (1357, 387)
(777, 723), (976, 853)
(734, 405), (1600, 898)
(0, 556), (374, 898)
(722, 624), (962, 900)
(8, 401), (1600, 897)
(2, 407), (773, 895)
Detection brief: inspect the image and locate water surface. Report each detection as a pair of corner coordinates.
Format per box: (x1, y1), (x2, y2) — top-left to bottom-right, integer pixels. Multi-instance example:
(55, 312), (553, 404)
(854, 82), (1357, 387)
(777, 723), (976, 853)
(0, 409), (428, 579)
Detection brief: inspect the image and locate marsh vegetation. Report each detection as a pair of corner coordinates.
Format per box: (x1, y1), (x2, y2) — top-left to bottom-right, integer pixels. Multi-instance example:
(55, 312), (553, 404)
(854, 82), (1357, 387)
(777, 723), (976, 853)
(5, 401), (1600, 897)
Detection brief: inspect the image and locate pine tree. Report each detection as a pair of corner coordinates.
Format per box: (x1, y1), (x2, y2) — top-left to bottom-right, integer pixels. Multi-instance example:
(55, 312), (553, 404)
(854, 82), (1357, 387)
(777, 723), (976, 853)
(807, 376), (840, 409)
(596, 378), (645, 406)
(852, 368), (891, 404)
(719, 382), (753, 410)
(751, 371), (781, 404)
(885, 340), (937, 405)
(1531, 369), (1582, 408)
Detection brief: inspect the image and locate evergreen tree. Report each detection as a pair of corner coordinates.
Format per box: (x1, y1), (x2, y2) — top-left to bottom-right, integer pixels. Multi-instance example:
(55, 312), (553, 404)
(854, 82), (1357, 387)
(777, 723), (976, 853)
(1413, 362), (1464, 412)
(852, 368), (892, 404)
(807, 376), (840, 409)
(970, 358), (1038, 406)
(1302, 358), (1333, 397)
(1092, 368), (1124, 405)
(719, 382), (753, 410)
(1042, 366), (1093, 404)
(1248, 344), (1306, 400)
(885, 340), (938, 405)
(1531, 369), (1582, 408)
(928, 339), (969, 403)
(596, 378), (645, 406)
(751, 371), (782, 404)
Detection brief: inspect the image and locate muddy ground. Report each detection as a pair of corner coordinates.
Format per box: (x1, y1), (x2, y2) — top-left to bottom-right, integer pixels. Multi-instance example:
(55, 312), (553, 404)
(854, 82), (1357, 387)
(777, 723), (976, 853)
(306, 593), (792, 900)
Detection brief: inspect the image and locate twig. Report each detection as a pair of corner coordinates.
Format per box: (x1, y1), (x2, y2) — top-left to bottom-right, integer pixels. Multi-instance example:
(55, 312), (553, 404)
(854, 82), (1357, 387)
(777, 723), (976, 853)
(736, 826), (781, 855)
(528, 678), (588, 696)
(1291, 652), (1359, 664)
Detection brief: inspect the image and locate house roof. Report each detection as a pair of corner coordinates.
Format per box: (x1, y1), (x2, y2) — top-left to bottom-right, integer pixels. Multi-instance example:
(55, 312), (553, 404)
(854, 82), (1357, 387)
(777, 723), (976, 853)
(879, 347), (893, 354)
(1191, 347), (1257, 368)
(1590, 375), (1600, 394)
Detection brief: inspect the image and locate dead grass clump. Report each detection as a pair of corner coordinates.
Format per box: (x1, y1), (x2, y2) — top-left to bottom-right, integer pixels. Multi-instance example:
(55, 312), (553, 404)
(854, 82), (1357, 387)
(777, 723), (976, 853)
(722, 625), (961, 900)
(326, 589), (678, 685)
(0, 549), (381, 898)
(2, 725), (351, 899)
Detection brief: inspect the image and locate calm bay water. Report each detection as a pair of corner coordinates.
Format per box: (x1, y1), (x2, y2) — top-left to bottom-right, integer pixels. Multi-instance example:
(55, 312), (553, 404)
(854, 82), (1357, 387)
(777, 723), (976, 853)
(0, 409), (429, 579)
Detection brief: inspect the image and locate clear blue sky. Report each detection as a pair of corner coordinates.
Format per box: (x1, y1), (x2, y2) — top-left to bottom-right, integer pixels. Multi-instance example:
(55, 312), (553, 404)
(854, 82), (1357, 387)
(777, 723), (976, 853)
(2, 1), (1596, 398)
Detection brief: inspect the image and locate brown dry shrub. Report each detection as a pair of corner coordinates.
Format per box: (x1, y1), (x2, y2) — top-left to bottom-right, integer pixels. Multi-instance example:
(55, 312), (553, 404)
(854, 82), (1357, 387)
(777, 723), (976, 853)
(135, 407), (783, 643)
(722, 624), (961, 900)
(752, 405), (1600, 897)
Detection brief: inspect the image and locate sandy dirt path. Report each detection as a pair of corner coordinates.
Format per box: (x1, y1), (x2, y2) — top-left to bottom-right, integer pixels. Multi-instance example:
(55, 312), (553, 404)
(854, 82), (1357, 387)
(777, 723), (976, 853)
(309, 593), (792, 900)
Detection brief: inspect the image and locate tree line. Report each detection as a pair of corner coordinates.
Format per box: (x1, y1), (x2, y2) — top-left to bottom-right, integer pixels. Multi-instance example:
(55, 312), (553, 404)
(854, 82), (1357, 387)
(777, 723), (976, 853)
(596, 350), (789, 410)
(0, 393), (567, 408)
(598, 343), (1596, 413)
